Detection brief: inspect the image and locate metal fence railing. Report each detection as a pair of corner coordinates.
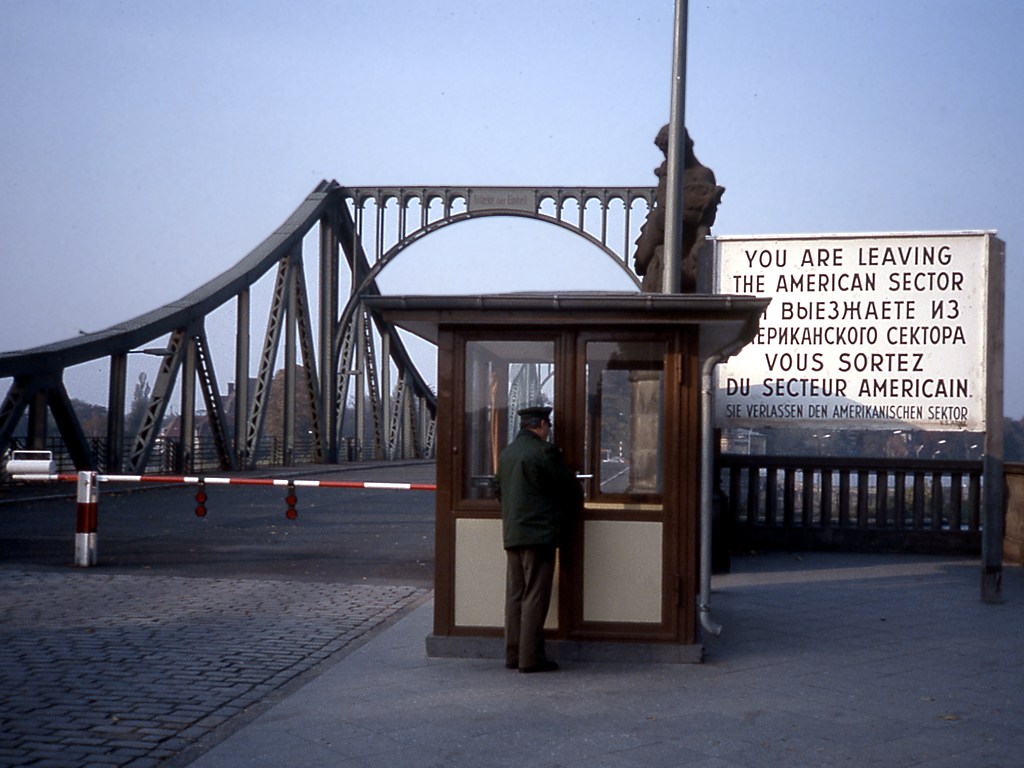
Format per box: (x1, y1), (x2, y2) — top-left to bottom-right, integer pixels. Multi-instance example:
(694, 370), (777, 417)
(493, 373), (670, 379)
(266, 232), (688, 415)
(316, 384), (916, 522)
(717, 454), (984, 554)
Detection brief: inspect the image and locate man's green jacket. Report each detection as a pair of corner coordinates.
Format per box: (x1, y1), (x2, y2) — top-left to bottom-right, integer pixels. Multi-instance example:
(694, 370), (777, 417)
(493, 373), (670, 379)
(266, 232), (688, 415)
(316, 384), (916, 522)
(494, 428), (582, 550)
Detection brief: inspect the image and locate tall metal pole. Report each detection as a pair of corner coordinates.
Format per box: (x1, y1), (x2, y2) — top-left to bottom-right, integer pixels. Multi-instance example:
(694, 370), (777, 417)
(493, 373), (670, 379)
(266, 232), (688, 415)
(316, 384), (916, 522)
(661, 0), (689, 294)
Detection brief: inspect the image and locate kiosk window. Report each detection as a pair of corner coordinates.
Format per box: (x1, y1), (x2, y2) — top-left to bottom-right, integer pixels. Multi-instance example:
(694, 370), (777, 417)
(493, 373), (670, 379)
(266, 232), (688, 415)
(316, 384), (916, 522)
(585, 340), (665, 497)
(463, 339), (555, 500)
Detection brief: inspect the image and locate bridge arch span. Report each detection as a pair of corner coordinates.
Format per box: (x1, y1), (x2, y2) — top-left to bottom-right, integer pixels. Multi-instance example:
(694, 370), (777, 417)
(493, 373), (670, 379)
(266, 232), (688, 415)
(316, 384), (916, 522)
(403, 210), (636, 284)
(352, 208), (642, 301)
(343, 185), (653, 271)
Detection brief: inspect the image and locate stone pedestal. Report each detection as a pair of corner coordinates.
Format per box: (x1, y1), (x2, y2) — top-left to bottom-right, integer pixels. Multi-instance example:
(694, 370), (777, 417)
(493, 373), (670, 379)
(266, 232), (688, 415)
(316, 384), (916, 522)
(1004, 464), (1024, 565)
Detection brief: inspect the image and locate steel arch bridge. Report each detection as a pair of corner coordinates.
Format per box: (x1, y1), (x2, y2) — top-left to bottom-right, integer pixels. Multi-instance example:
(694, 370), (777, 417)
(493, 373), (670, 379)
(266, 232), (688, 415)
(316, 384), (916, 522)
(0, 180), (654, 473)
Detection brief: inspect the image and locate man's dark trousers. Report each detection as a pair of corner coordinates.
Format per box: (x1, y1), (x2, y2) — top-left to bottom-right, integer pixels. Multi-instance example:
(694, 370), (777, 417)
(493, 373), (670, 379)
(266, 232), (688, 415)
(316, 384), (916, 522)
(505, 545), (555, 670)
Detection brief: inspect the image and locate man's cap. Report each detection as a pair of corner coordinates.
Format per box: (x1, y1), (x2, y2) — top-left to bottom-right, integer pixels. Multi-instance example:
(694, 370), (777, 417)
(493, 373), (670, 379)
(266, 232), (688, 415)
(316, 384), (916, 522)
(517, 405), (552, 420)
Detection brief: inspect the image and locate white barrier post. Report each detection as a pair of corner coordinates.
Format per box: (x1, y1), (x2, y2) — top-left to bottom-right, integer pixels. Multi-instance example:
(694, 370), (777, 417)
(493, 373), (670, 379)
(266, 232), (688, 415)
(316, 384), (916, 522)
(74, 471), (99, 567)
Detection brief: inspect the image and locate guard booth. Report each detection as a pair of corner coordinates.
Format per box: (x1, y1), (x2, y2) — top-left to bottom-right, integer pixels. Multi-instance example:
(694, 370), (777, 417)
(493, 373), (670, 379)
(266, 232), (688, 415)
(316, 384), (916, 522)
(368, 292), (767, 662)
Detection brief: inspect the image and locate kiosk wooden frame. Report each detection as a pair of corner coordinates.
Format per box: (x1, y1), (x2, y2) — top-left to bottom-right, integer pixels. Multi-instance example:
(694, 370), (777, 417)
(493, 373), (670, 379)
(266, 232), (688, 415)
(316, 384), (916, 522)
(368, 292), (767, 662)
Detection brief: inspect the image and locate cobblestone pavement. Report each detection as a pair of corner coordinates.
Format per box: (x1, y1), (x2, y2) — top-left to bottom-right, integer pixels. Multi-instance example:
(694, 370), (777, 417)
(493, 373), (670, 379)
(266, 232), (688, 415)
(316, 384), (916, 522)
(0, 569), (428, 767)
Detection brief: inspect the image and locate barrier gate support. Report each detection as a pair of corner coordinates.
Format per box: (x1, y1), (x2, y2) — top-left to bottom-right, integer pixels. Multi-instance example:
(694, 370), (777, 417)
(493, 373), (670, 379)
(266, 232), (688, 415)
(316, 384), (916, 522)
(75, 471), (99, 567)
(12, 471), (436, 568)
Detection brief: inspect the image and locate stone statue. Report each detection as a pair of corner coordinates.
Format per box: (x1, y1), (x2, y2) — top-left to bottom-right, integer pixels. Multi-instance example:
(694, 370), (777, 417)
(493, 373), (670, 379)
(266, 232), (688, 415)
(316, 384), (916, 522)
(633, 124), (724, 292)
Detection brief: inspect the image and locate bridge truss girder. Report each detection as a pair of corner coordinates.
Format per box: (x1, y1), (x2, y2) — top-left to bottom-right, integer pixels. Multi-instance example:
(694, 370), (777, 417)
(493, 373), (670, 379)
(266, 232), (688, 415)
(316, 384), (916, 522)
(0, 181), (651, 472)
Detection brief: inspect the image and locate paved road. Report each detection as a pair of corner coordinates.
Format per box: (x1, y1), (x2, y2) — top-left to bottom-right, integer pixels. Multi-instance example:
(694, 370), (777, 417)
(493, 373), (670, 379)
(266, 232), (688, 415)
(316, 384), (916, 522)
(0, 461), (436, 585)
(0, 461), (436, 767)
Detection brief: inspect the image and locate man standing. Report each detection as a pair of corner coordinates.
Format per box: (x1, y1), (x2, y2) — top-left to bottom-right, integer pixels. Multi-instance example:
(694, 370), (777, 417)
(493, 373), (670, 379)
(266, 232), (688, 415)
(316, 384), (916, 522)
(494, 405), (582, 673)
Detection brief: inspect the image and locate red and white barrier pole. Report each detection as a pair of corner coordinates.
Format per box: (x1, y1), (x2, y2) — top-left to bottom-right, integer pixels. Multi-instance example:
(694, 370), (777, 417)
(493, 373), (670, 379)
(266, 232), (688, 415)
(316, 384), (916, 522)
(74, 471), (99, 567)
(11, 473), (435, 492)
(11, 471), (435, 531)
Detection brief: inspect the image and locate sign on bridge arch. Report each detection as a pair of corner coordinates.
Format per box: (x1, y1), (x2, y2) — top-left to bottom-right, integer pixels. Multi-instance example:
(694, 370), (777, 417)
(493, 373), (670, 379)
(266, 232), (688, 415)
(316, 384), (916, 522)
(714, 231), (1004, 432)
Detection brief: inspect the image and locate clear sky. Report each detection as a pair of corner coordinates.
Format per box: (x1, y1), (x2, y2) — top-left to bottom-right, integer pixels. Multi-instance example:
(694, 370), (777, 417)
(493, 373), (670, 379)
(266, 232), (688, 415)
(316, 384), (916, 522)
(2, 1), (1022, 415)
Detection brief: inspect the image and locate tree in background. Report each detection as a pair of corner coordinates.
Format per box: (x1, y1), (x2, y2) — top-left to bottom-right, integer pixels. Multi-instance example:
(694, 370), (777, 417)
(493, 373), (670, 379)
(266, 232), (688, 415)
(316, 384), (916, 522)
(126, 372), (151, 438)
(1006, 417), (1024, 463)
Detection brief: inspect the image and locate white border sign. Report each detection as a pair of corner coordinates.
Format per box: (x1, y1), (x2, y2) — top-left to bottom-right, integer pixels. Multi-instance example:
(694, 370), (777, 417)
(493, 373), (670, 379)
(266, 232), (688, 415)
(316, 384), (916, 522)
(714, 232), (998, 431)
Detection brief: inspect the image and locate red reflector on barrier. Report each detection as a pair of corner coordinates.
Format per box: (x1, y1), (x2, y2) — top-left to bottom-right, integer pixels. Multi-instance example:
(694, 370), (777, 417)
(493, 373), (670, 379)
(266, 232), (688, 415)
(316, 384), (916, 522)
(285, 483), (298, 519)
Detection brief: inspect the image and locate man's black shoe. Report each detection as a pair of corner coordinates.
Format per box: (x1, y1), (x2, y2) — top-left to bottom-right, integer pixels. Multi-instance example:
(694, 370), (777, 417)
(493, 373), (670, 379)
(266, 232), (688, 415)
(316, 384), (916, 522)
(519, 660), (559, 673)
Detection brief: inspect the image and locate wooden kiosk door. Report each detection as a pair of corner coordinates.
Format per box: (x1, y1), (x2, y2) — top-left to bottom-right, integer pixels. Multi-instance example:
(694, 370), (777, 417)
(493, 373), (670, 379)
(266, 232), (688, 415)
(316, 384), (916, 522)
(438, 333), (566, 635)
(566, 332), (696, 646)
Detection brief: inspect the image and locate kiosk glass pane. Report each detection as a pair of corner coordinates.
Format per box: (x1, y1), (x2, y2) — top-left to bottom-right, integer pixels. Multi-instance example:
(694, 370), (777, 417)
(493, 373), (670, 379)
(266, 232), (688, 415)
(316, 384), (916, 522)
(585, 340), (665, 497)
(463, 339), (555, 500)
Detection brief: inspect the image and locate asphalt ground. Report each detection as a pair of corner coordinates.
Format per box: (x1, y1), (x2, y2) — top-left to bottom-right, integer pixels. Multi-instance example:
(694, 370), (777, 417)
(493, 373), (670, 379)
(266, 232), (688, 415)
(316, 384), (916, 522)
(189, 553), (1024, 768)
(0, 461), (436, 585)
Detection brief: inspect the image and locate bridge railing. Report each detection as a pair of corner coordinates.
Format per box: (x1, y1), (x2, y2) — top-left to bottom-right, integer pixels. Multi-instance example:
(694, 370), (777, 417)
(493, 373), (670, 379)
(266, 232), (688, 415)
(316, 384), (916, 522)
(717, 454), (984, 554)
